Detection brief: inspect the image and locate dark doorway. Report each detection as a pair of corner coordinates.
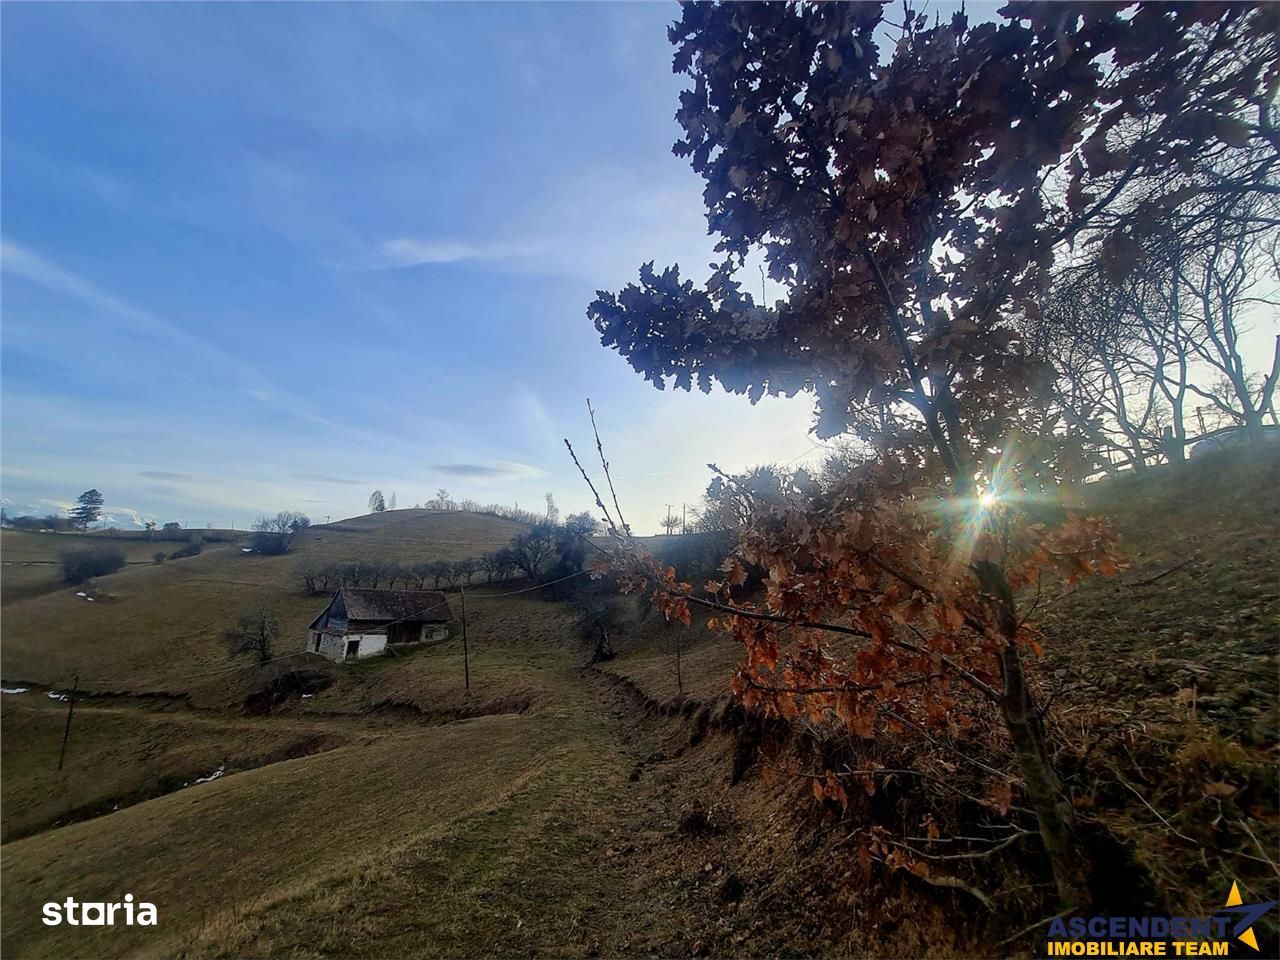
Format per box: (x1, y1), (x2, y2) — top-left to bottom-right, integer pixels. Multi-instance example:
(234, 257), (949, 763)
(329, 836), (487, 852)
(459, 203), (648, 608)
(344, 639), (360, 660)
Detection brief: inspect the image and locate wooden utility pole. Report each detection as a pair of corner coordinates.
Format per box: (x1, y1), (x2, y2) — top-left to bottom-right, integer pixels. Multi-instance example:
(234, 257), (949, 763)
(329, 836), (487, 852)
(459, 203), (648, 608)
(460, 589), (470, 692)
(57, 674), (79, 771)
(682, 503), (687, 535)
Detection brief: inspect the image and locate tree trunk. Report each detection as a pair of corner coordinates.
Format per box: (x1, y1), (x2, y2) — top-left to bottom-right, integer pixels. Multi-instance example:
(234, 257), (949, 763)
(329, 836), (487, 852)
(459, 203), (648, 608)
(998, 639), (1090, 908)
(975, 560), (1090, 908)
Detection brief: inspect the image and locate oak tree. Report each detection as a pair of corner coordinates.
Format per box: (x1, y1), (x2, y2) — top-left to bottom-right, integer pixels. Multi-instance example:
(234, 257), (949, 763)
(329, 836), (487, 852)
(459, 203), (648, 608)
(584, 1), (1274, 907)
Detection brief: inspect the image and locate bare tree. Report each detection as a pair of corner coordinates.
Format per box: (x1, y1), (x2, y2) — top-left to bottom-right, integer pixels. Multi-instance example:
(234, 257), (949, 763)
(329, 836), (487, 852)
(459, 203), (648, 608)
(251, 512), (310, 555)
(368, 490), (386, 513)
(426, 559), (451, 589)
(224, 610), (279, 664)
(1166, 197), (1280, 440)
(383, 561), (405, 589)
(478, 552), (501, 583)
(317, 563), (340, 593)
(1036, 189), (1279, 469)
(296, 560), (321, 595)
(453, 557), (479, 586)
(408, 561), (432, 590)
(509, 523), (557, 580)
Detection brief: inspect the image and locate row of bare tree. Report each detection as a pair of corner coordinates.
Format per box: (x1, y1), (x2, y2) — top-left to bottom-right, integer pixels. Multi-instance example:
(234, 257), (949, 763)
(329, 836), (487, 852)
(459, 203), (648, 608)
(295, 553), (517, 595)
(1027, 183), (1279, 473)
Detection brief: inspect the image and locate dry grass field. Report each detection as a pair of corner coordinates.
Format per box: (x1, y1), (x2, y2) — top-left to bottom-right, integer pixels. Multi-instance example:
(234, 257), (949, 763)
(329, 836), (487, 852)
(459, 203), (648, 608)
(0, 510), (526, 705)
(1, 460), (1276, 958)
(295, 509), (528, 566)
(0, 585), (705, 959)
(1, 530), (203, 606)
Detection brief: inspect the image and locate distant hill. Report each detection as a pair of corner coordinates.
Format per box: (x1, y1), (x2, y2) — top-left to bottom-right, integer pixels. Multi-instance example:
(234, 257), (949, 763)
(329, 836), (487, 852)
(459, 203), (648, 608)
(296, 509), (529, 566)
(2, 457), (1276, 958)
(0, 510), (529, 699)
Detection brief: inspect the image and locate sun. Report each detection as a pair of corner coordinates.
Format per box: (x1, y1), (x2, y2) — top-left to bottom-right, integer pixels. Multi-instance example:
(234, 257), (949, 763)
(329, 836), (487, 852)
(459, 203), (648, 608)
(979, 490), (999, 509)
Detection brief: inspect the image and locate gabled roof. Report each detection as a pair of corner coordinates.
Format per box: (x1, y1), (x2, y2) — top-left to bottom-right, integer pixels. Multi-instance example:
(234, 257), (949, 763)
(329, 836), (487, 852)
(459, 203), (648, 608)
(337, 587), (452, 623)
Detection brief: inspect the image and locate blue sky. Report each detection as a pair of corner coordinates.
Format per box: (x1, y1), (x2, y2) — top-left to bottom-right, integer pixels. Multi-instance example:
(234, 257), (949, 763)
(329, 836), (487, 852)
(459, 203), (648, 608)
(1, 1), (825, 533)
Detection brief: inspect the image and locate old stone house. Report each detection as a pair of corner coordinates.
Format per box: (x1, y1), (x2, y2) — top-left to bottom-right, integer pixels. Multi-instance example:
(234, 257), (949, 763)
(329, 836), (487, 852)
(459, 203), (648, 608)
(305, 587), (452, 662)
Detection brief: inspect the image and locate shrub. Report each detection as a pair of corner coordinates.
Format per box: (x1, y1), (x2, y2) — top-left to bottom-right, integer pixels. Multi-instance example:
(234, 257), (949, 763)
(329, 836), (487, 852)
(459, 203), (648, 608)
(168, 535), (203, 560)
(152, 551), (166, 565)
(250, 511), (310, 555)
(60, 546), (126, 584)
(250, 531), (289, 555)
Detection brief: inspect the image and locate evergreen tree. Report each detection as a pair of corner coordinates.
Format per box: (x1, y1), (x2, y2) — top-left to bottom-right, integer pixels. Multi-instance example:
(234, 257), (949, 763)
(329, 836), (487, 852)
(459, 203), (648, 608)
(71, 489), (104, 530)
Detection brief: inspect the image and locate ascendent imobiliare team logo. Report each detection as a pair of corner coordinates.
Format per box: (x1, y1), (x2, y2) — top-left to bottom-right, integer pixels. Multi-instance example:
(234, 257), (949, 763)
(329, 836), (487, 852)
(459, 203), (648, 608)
(1045, 883), (1277, 957)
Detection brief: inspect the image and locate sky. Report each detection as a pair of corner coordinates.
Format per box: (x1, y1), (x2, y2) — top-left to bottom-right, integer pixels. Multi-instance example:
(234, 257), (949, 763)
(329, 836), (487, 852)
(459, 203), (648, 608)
(1, 1), (829, 533)
(2, 3), (1273, 534)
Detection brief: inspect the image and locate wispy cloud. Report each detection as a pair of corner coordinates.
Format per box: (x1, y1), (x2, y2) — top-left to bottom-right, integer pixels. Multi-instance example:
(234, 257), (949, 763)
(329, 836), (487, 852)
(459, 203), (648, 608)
(290, 472), (365, 486)
(431, 461), (542, 480)
(139, 470), (201, 482)
(2, 241), (352, 433)
(371, 237), (544, 269)
(2, 241), (157, 328)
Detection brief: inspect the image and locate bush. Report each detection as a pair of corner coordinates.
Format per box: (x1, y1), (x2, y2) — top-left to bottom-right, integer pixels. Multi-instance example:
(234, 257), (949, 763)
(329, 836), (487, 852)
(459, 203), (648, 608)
(60, 546), (127, 584)
(152, 551), (166, 565)
(250, 511), (310, 556)
(168, 535), (203, 560)
(249, 531), (288, 555)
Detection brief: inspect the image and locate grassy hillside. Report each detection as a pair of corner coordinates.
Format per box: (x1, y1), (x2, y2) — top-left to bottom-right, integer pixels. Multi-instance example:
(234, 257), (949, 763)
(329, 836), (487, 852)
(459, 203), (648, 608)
(1, 530), (199, 606)
(0, 592), (701, 959)
(297, 509), (528, 566)
(0, 511), (527, 702)
(1, 698), (353, 843)
(606, 449), (1280, 723)
(1, 460), (1275, 958)
(595, 447), (1280, 952)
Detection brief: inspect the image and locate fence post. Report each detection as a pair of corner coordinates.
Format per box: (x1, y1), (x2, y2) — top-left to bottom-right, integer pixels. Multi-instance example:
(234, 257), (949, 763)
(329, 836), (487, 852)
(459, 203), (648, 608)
(57, 674), (79, 771)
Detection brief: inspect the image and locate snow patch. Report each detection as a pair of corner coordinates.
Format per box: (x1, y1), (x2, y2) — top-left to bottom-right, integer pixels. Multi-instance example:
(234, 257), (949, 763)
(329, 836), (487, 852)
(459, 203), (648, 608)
(47, 691), (70, 702)
(2, 686), (30, 695)
(192, 765), (226, 785)
(240, 548), (253, 553)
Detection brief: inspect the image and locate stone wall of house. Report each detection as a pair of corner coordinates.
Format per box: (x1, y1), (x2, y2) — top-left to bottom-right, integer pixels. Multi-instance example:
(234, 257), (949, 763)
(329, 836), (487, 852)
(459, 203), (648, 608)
(307, 630), (388, 662)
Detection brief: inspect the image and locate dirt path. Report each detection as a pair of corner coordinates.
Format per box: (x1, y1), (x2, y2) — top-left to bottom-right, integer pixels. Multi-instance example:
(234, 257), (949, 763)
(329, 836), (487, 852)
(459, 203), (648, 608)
(3, 653), (723, 959)
(157, 662), (710, 959)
